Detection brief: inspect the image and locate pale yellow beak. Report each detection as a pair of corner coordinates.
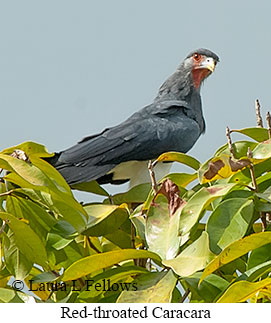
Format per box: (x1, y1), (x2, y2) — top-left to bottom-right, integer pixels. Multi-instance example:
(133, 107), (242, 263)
(199, 57), (216, 73)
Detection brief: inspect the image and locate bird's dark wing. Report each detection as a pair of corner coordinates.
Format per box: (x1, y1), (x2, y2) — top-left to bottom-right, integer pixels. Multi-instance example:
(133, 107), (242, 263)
(51, 100), (201, 185)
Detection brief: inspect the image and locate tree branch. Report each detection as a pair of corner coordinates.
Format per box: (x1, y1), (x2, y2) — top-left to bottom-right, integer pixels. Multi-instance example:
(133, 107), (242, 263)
(180, 288), (190, 303)
(266, 111), (271, 139)
(0, 220), (6, 236)
(148, 160), (158, 194)
(247, 147), (267, 231)
(255, 99), (263, 127)
(226, 126), (235, 158)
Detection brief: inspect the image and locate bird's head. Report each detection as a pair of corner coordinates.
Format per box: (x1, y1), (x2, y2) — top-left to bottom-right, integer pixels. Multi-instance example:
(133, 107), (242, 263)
(181, 48), (219, 89)
(155, 48), (219, 102)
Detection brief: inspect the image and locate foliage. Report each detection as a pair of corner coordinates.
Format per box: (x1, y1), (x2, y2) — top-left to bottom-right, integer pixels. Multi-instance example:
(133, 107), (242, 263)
(0, 125), (271, 303)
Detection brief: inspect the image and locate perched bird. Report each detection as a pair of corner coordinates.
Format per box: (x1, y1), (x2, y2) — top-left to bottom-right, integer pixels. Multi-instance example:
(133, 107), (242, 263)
(48, 48), (219, 188)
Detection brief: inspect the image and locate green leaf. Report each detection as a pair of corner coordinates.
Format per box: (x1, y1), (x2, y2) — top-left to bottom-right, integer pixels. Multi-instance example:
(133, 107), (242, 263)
(31, 271), (59, 283)
(49, 220), (77, 239)
(0, 288), (29, 303)
(62, 249), (161, 281)
(163, 232), (214, 277)
(117, 270), (177, 303)
(156, 152), (201, 170)
(77, 266), (148, 300)
(231, 128), (269, 142)
(6, 195), (56, 241)
(3, 233), (33, 280)
(217, 278), (271, 303)
(0, 288), (16, 303)
(0, 154), (48, 186)
(162, 173), (197, 188)
(214, 141), (258, 159)
(0, 153), (69, 195)
(146, 194), (181, 260)
(55, 241), (85, 269)
(104, 229), (132, 249)
(256, 186), (271, 203)
(206, 198), (254, 254)
(182, 272), (229, 303)
(237, 260), (271, 282)
(29, 156), (72, 194)
(13, 188), (88, 234)
(0, 212), (48, 269)
(105, 183), (151, 204)
(179, 183), (236, 239)
(1, 141), (53, 158)
(47, 233), (73, 250)
(200, 232), (271, 284)
(247, 243), (271, 270)
(252, 138), (271, 160)
(82, 204), (129, 236)
(130, 207), (146, 243)
(0, 182), (6, 212)
(71, 181), (109, 197)
(198, 155), (250, 184)
(171, 286), (182, 303)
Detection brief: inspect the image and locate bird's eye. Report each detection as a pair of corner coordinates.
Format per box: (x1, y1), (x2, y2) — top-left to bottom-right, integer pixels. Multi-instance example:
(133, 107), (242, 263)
(193, 53), (201, 61)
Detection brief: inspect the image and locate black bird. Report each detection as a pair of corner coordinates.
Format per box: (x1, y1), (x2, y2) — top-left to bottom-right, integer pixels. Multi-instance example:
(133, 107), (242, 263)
(48, 49), (219, 187)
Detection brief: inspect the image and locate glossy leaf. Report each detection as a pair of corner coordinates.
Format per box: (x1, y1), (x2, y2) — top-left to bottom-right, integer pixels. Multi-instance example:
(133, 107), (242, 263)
(0, 288), (27, 303)
(31, 271), (59, 283)
(6, 195), (56, 241)
(71, 181), (109, 196)
(78, 266), (148, 300)
(217, 278), (271, 303)
(1, 141), (65, 196)
(179, 183), (236, 238)
(199, 155), (250, 184)
(117, 270), (177, 303)
(104, 183), (151, 205)
(182, 272), (229, 303)
(200, 232), (271, 283)
(29, 156), (72, 194)
(82, 203), (129, 236)
(156, 152), (201, 170)
(0, 153), (69, 194)
(0, 212), (48, 269)
(252, 139), (271, 160)
(3, 233), (33, 280)
(104, 229), (132, 249)
(163, 232), (214, 277)
(247, 243), (271, 270)
(62, 249), (161, 281)
(206, 198), (254, 254)
(1, 141), (53, 158)
(237, 260), (271, 282)
(12, 188), (88, 233)
(214, 141), (258, 159)
(231, 128), (269, 142)
(0, 182), (6, 211)
(162, 172), (197, 188)
(146, 194), (182, 260)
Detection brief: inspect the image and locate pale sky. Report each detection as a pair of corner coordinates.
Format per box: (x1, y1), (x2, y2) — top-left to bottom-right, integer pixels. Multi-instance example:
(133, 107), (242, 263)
(1, 0), (270, 198)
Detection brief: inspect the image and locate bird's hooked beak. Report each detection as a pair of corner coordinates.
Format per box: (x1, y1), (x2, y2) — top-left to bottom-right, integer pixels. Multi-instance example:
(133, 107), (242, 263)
(197, 57), (217, 73)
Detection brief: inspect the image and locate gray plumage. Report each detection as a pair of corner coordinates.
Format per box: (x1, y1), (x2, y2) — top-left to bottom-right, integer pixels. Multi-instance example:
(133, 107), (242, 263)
(48, 48), (219, 186)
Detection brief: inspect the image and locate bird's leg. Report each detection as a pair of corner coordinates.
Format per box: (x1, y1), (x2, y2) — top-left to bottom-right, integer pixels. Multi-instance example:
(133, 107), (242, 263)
(148, 160), (158, 194)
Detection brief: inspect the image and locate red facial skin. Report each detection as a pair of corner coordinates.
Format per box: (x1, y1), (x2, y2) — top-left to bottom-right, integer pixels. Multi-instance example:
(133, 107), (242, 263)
(191, 53), (211, 89)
